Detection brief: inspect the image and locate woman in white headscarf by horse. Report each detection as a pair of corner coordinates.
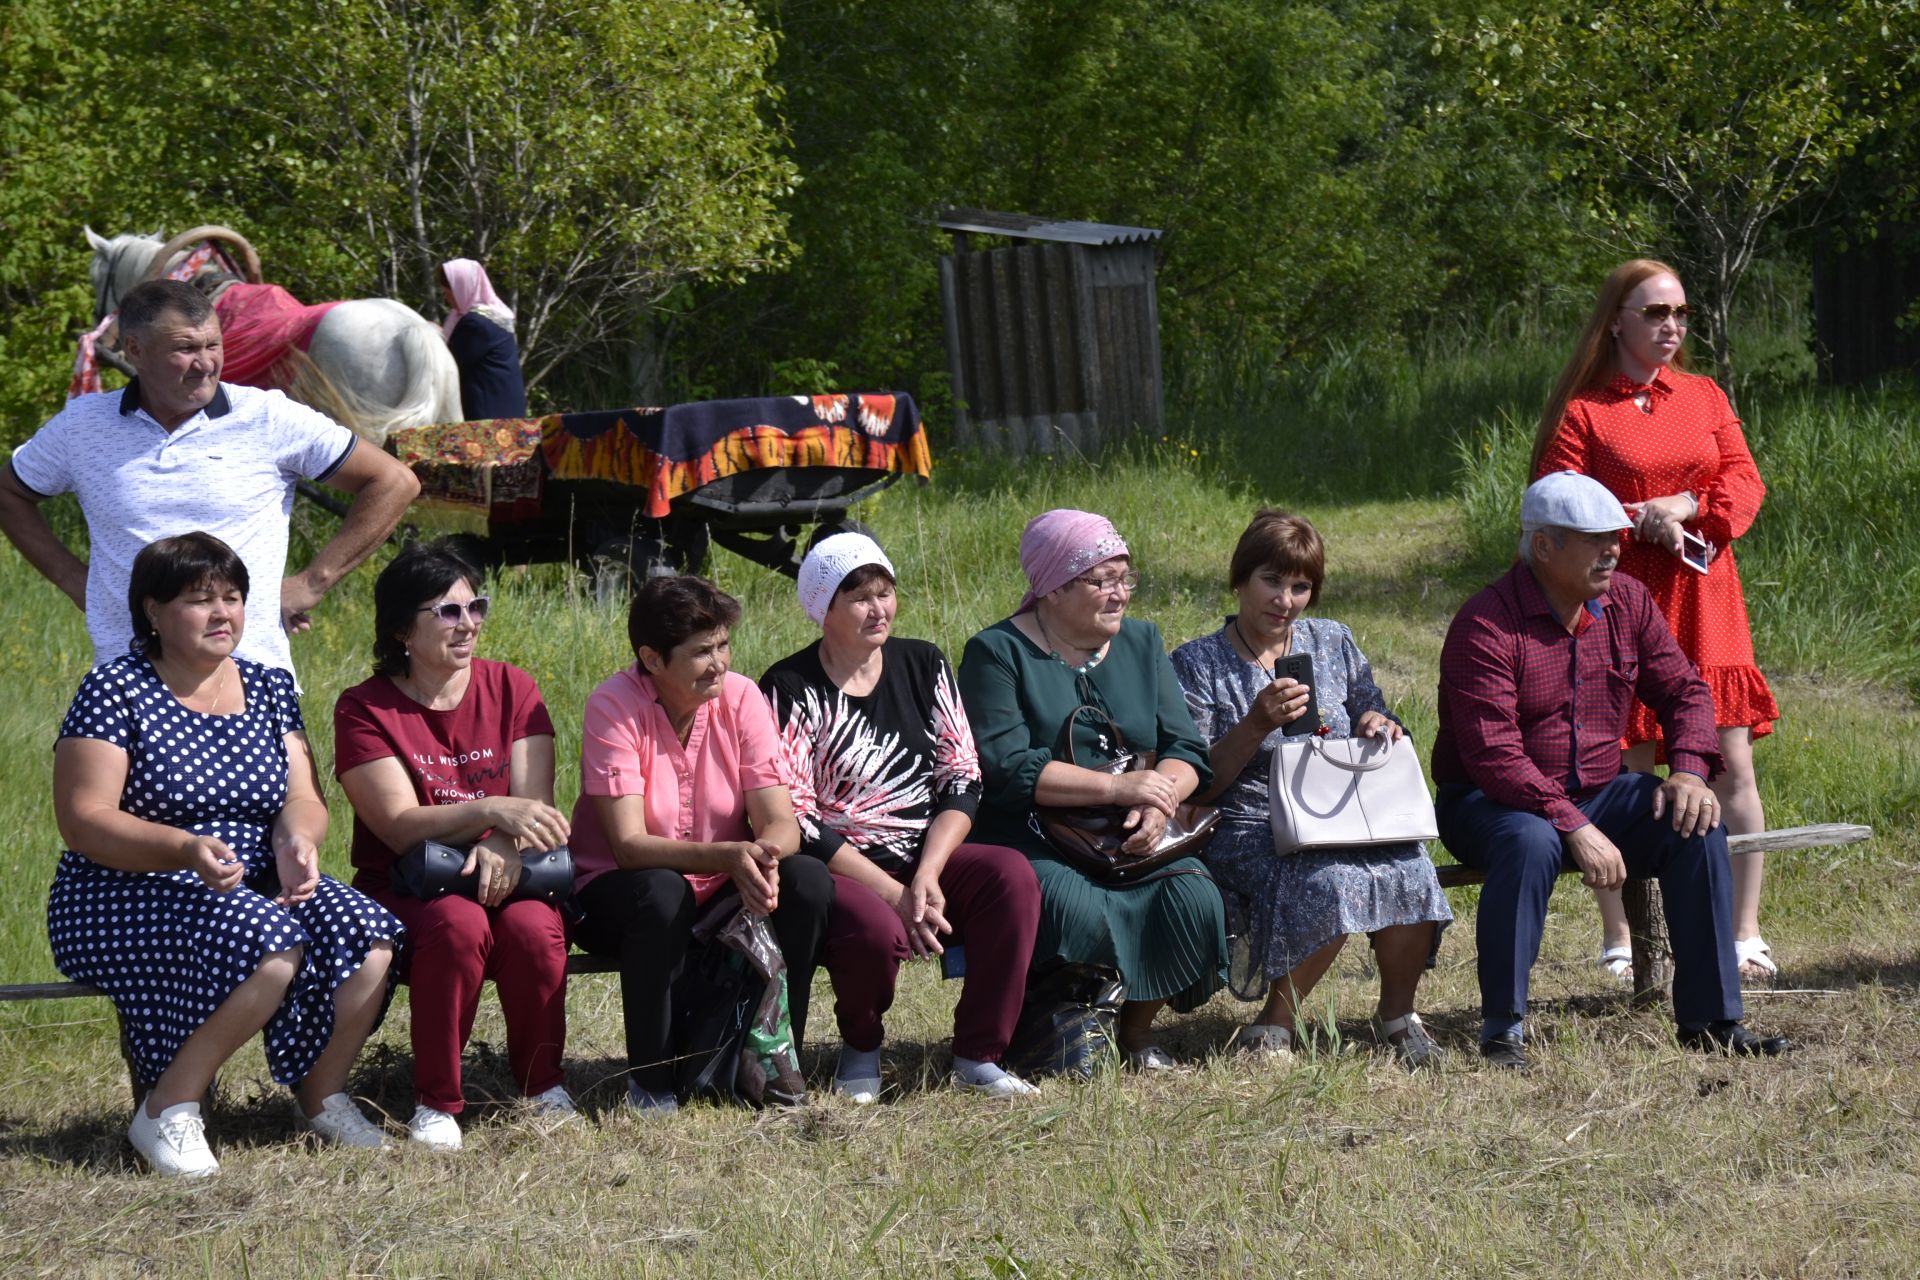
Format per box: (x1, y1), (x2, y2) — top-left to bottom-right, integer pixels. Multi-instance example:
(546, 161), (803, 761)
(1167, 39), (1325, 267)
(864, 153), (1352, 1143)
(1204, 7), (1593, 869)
(437, 259), (528, 421)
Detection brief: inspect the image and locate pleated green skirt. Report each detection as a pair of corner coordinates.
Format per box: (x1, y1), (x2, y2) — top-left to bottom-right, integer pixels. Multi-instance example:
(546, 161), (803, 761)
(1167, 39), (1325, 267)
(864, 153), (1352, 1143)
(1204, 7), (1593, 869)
(1027, 852), (1227, 1008)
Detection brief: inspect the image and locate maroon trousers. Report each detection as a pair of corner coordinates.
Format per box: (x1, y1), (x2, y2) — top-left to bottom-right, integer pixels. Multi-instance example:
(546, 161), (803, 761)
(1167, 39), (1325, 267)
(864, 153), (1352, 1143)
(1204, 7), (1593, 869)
(370, 889), (568, 1114)
(824, 843), (1040, 1062)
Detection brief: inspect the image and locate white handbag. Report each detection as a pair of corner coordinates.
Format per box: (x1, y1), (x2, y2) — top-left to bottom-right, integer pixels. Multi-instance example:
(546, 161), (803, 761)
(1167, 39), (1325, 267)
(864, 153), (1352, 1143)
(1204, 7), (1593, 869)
(1267, 732), (1439, 855)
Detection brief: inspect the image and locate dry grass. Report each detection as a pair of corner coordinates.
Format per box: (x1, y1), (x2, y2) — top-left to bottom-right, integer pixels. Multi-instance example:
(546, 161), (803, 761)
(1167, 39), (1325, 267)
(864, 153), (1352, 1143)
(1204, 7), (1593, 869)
(2, 475), (1917, 1276)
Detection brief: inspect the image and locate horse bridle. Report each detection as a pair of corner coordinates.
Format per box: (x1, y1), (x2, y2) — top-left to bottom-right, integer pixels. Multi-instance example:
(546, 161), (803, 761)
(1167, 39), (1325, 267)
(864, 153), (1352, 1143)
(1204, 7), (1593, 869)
(94, 238), (144, 323)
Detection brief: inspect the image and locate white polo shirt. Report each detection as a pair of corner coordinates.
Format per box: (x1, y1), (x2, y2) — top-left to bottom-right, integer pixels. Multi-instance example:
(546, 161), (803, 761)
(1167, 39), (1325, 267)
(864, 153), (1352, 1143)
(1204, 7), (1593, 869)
(8, 380), (357, 680)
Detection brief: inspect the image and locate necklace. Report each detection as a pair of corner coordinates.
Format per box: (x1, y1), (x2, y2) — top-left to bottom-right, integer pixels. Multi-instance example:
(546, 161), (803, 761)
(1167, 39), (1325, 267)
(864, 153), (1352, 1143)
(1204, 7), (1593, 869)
(1230, 616), (1288, 677)
(158, 656), (228, 713)
(1034, 609), (1105, 671)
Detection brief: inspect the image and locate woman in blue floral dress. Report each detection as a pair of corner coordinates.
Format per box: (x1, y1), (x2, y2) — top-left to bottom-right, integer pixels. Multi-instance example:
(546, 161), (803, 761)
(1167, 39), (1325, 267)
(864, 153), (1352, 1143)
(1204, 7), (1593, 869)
(1170, 511), (1450, 1067)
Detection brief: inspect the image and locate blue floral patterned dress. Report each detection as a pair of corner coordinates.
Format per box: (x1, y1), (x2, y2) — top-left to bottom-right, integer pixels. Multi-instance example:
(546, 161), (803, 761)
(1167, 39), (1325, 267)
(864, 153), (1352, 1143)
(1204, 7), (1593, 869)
(45, 654), (402, 1086)
(1170, 619), (1450, 995)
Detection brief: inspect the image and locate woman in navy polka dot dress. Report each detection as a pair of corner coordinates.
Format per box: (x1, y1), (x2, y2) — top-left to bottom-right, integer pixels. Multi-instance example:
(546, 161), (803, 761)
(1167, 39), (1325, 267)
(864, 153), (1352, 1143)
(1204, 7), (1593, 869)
(46, 533), (402, 1178)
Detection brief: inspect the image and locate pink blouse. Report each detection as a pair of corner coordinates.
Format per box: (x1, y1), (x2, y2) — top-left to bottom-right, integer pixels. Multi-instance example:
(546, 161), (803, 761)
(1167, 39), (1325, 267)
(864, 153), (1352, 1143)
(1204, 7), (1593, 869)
(568, 666), (787, 897)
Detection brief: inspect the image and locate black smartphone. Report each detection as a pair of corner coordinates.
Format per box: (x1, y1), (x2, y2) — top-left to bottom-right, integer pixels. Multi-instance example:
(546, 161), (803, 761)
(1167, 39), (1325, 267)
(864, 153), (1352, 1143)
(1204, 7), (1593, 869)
(1277, 652), (1320, 736)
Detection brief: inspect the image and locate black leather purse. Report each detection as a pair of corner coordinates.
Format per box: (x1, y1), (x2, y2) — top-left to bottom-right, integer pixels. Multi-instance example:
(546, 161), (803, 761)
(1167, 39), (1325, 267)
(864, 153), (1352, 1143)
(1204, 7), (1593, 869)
(1030, 704), (1221, 884)
(391, 839), (576, 906)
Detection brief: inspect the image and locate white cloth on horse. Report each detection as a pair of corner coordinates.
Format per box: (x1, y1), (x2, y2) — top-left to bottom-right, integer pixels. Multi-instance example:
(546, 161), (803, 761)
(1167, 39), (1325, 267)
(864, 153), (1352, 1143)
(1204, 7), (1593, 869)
(7, 380), (355, 684)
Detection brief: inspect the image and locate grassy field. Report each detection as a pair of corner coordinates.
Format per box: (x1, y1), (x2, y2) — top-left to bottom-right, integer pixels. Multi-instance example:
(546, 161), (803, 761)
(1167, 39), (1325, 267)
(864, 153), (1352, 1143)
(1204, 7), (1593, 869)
(1, 352), (1917, 1276)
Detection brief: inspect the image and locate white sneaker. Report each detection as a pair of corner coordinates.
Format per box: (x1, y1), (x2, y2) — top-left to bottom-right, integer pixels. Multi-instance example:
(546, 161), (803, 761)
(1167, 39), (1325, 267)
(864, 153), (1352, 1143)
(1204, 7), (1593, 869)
(407, 1104), (463, 1151)
(300, 1093), (391, 1149)
(525, 1085), (579, 1122)
(944, 1059), (1036, 1105)
(128, 1100), (219, 1178)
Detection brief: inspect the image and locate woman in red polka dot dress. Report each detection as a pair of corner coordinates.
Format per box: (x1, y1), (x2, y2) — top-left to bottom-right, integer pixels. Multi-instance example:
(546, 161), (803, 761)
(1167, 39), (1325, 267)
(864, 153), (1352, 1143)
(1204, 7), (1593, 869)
(1533, 258), (1781, 983)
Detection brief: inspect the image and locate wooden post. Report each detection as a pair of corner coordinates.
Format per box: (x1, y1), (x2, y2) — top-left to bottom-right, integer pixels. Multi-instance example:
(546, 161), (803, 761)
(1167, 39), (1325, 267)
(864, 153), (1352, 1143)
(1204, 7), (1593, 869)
(1622, 879), (1673, 1003)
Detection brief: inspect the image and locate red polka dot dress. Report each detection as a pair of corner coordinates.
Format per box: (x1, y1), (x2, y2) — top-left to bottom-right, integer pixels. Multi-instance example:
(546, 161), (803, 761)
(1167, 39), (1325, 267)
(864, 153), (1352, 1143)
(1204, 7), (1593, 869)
(1538, 367), (1779, 744)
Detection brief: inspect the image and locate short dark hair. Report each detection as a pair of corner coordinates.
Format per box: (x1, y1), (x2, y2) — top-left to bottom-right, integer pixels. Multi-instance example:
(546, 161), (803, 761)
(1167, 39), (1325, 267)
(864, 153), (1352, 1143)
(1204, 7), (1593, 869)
(629, 575), (741, 662)
(128, 532), (249, 658)
(119, 280), (215, 340)
(372, 539), (484, 676)
(1227, 509), (1325, 605)
(832, 563), (896, 604)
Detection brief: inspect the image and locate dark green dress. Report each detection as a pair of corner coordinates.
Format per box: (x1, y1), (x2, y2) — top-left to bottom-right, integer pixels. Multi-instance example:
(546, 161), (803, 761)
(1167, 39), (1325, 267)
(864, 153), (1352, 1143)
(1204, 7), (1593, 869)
(958, 616), (1227, 1005)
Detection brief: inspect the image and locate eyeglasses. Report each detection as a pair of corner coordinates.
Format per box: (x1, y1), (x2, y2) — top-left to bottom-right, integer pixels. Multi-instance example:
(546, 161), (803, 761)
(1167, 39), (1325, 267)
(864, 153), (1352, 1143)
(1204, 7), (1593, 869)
(418, 596), (490, 625)
(1620, 303), (1694, 325)
(1073, 571), (1139, 595)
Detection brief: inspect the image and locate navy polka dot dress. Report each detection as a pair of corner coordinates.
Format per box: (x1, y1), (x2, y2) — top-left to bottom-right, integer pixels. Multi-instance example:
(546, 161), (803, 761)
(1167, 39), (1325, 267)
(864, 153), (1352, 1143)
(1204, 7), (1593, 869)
(46, 654), (403, 1087)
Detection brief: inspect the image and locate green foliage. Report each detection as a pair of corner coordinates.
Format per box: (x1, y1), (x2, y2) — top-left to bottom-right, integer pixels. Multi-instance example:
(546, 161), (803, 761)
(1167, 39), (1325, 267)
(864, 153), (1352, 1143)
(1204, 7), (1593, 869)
(679, 0), (1619, 412)
(1450, 0), (1920, 388)
(0, 0), (796, 438)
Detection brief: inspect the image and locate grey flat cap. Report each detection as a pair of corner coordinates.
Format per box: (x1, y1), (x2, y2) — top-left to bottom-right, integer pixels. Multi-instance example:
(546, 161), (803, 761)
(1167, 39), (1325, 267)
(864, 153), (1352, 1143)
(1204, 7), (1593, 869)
(1521, 470), (1632, 533)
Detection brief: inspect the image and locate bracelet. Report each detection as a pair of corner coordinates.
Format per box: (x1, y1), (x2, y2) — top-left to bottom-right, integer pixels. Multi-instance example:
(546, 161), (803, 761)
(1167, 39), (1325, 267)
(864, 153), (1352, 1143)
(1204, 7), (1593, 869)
(1682, 491), (1699, 521)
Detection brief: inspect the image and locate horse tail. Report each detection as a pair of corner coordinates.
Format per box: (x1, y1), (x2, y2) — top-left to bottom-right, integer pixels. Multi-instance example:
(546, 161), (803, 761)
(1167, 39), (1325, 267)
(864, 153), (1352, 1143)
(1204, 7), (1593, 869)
(281, 313), (463, 446)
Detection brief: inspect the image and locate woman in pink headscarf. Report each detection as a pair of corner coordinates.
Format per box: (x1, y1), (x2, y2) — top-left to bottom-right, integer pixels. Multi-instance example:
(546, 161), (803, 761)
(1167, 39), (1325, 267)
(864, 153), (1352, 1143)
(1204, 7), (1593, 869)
(437, 259), (527, 420)
(957, 509), (1227, 1071)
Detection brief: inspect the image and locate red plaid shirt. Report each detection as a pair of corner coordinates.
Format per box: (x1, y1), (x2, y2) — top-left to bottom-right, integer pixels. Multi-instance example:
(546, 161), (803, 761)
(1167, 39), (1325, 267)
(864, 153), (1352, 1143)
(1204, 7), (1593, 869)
(1431, 563), (1722, 832)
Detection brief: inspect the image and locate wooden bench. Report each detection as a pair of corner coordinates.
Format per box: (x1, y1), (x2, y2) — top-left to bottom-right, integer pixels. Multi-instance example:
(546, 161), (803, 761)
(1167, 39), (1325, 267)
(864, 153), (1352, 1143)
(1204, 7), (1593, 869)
(1431, 823), (1875, 999)
(0, 951), (623, 1006)
(0, 822), (1877, 1016)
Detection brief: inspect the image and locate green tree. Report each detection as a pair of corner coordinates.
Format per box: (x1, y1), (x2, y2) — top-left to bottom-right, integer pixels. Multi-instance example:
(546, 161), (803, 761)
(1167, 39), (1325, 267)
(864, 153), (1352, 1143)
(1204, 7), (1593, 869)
(1451, 0), (1920, 391)
(1, 0), (796, 424)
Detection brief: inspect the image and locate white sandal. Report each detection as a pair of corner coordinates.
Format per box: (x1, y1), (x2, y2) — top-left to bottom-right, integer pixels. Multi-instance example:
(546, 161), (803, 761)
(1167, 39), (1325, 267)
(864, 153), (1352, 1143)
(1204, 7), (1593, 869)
(1734, 936), (1778, 981)
(1596, 944), (1634, 982)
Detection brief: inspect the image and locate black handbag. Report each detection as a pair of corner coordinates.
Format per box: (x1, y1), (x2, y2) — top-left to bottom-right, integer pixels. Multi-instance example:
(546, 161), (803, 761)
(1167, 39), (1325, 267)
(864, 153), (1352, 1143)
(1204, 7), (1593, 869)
(671, 893), (807, 1107)
(391, 839), (576, 906)
(1003, 961), (1127, 1080)
(1031, 704), (1221, 883)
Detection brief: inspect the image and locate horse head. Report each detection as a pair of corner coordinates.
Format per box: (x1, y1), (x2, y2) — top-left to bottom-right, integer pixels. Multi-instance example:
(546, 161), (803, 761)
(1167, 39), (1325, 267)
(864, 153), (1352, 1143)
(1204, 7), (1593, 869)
(84, 227), (166, 322)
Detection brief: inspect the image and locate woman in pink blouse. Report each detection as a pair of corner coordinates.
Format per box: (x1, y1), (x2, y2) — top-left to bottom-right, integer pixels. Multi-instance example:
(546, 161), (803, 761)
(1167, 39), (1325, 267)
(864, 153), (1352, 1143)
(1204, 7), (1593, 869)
(568, 575), (832, 1114)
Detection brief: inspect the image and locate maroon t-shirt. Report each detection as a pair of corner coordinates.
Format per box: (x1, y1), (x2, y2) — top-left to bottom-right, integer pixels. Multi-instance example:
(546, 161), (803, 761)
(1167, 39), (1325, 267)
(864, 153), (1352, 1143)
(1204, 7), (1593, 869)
(333, 657), (555, 892)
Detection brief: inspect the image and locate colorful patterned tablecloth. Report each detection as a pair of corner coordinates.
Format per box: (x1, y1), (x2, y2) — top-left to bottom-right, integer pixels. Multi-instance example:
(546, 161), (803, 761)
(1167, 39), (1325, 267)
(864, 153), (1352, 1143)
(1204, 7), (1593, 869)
(541, 392), (929, 517)
(385, 417), (544, 522)
(386, 392), (928, 524)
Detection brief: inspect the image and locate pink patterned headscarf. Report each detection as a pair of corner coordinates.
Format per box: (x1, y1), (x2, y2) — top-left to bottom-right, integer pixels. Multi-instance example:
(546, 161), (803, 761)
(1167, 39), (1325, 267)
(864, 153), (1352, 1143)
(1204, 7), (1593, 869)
(439, 258), (515, 336)
(1016, 509), (1129, 613)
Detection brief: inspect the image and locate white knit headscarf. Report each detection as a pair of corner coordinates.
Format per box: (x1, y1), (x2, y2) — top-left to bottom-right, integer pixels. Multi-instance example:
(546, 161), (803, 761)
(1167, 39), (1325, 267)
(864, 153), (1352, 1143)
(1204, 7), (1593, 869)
(797, 532), (895, 624)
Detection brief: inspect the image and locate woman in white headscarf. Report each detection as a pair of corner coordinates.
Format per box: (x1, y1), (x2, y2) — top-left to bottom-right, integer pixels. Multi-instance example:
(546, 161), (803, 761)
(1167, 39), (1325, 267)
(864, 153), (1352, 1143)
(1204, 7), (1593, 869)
(761, 532), (1042, 1102)
(437, 259), (527, 419)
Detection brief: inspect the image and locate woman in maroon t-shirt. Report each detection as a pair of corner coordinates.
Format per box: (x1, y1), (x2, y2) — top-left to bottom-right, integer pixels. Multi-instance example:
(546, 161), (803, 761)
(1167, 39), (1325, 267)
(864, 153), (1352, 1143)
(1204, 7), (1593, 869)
(333, 540), (572, 1152)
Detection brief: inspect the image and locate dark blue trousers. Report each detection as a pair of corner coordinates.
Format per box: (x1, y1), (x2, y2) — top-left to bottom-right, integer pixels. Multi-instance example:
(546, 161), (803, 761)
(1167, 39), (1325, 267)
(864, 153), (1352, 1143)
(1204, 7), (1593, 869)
(1437, 772), (1742, 1034)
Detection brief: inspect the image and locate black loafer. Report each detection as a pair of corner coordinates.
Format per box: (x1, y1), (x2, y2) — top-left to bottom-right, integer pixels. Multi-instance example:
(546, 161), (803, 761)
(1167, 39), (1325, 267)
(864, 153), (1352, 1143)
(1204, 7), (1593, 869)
(1678, 1020), (1792, 1057)
(1480, 1033), (1528, 1072)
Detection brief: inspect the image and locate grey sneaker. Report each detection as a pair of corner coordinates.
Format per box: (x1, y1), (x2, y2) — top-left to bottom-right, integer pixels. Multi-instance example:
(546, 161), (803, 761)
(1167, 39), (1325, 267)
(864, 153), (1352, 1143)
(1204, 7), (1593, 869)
(525, 1085), (579, 1122)
(128, 1100), (219, 1178)
(300, 1093), (390, 1149)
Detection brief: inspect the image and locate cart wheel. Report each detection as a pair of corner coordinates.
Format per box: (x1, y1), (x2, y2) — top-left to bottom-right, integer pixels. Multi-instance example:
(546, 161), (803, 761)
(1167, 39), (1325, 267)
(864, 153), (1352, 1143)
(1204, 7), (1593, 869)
(662, 515), (711, 575)
(805, 517), (876, 555)
(590, 535), (674, 603)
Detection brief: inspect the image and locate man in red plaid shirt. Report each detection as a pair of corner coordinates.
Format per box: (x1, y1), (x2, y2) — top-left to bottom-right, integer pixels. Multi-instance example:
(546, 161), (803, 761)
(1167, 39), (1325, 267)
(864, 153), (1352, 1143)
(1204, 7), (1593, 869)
(1431, 472), (1788, 1070)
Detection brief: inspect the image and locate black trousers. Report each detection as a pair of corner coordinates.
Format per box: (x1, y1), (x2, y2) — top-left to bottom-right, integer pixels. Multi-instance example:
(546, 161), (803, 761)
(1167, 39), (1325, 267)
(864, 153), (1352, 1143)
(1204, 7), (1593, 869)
(572, 859), (833, 1093)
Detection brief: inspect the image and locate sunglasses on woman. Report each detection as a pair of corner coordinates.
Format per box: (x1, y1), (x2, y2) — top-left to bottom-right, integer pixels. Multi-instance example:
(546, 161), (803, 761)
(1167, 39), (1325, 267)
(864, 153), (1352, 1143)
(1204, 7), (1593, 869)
(1621, 303), (1694, 324)
(418, 596), (490, 625)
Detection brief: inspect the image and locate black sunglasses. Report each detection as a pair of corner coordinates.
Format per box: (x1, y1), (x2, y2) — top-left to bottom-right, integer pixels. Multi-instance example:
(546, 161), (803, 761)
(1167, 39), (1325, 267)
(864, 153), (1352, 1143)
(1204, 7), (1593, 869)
(418, 596), (490, 625)
(1620, 303), (1694, 324)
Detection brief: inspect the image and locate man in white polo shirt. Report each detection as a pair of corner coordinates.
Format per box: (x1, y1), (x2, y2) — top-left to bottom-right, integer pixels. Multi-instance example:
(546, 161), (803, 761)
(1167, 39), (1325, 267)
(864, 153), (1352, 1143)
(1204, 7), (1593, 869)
(0, 279), (419, 679)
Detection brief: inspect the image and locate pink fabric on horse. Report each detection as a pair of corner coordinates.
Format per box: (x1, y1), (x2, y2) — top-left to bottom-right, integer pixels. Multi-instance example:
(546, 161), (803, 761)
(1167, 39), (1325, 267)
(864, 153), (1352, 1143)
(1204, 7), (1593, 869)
(439, 259), (514, 336)
(213, 284), (343, 389)
(1015, 508), (1130, 614)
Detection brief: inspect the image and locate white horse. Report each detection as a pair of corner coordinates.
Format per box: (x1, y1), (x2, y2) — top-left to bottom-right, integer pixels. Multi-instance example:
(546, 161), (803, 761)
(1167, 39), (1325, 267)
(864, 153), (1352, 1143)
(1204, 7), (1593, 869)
(86, 226), (462, 443)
